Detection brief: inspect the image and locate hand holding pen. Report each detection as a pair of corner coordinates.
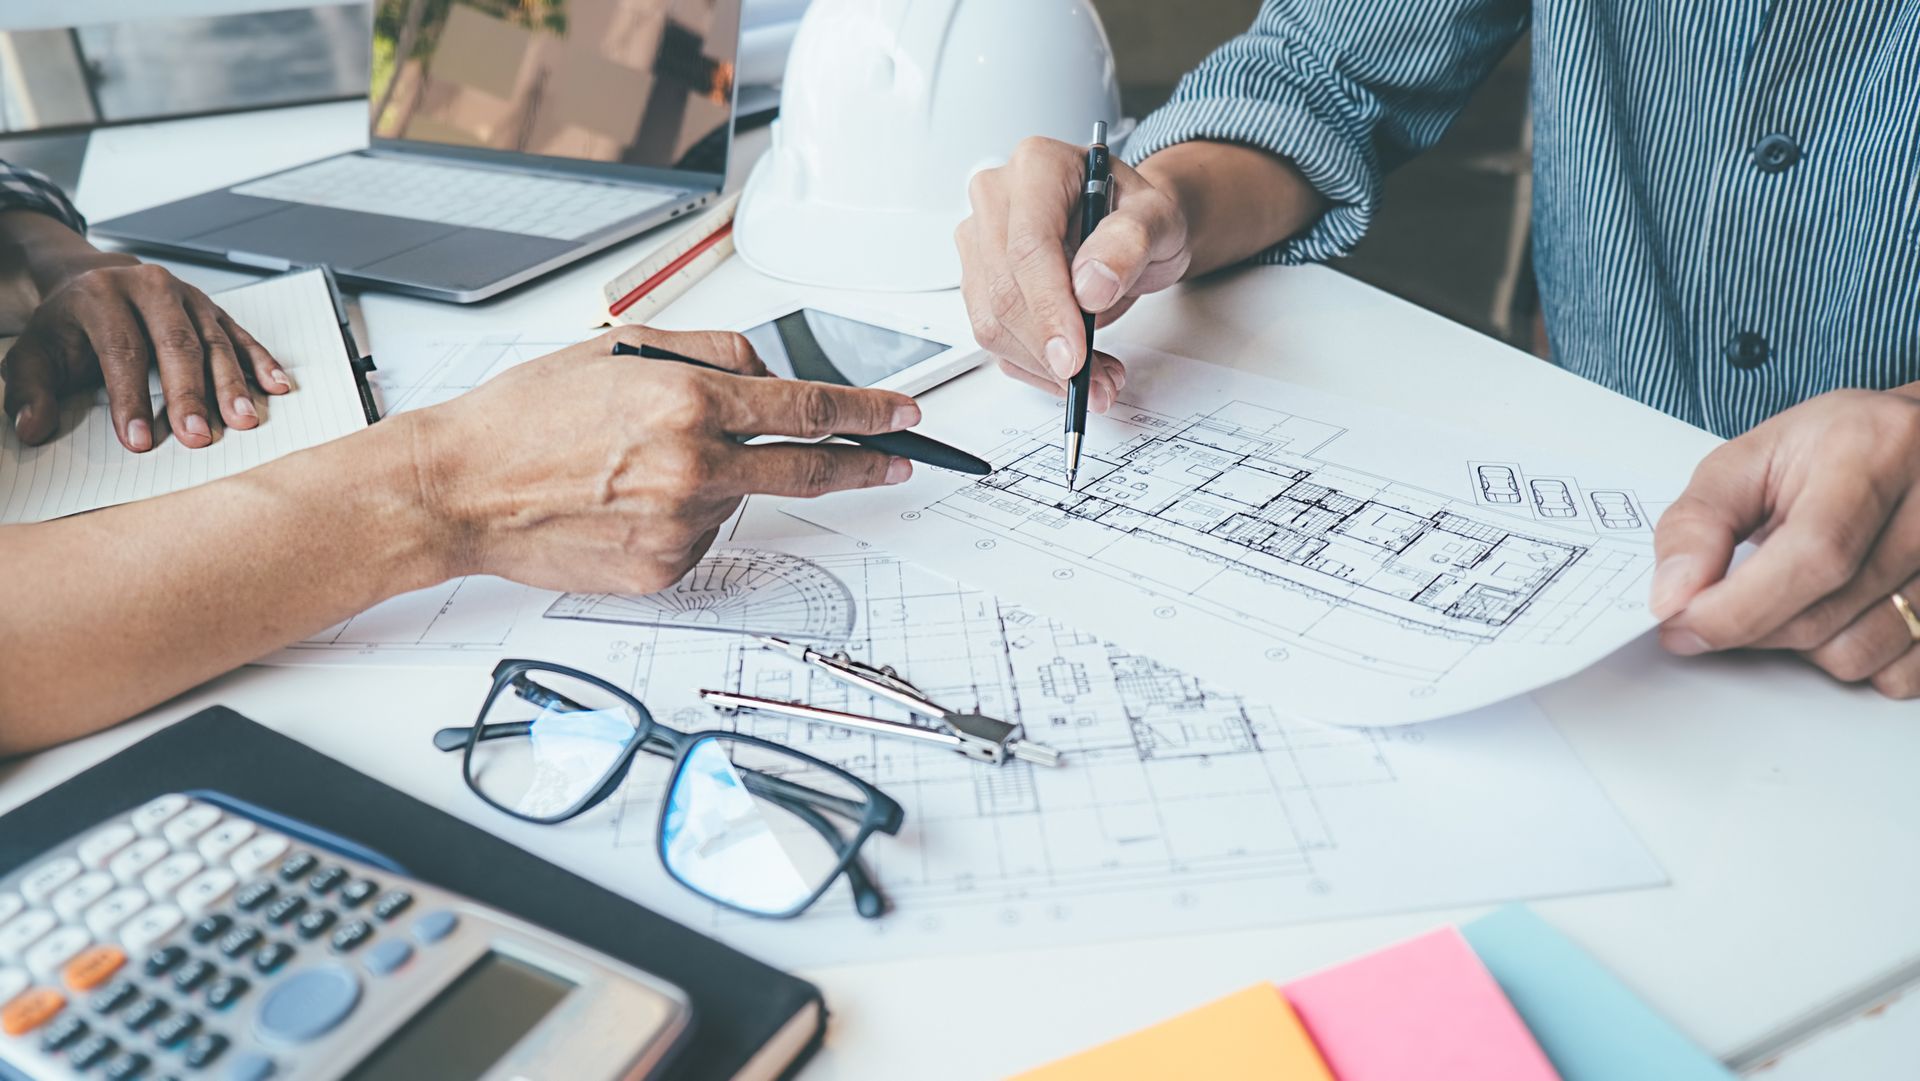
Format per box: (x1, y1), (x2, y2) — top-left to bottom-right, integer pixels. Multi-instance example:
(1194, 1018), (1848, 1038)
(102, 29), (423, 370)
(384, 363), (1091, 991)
(1063, 122), (1114, 489)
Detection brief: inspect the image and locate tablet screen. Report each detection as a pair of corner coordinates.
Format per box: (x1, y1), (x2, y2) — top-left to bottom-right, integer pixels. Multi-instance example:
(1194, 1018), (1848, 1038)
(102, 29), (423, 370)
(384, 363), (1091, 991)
(742, 309), (946, 388)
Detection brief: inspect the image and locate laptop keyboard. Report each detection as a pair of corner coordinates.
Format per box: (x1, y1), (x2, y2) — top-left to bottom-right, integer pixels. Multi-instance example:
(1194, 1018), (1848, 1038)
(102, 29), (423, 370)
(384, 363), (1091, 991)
(232, 156), (685, 242)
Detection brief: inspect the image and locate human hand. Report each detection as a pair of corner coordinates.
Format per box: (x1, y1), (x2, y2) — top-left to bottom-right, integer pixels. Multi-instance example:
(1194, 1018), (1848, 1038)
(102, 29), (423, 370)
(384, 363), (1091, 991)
(419, 325), (920, 594)
(1650, 388), (1920, 698)
(3, 259), (288, 451)
(955, 136), (1193, 411)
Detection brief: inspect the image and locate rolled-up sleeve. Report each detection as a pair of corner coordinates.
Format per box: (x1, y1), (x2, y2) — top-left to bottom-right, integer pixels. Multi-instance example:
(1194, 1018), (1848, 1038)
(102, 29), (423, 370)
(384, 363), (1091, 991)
(0, 160), (86, 234)
(1125, 0), (1528, 264)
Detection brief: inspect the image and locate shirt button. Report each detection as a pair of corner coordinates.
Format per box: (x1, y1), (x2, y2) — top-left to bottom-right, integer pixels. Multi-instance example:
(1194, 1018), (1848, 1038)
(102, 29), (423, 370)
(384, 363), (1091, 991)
(1753, 133), (1800, 173)
(1725, 331), (1770, 369)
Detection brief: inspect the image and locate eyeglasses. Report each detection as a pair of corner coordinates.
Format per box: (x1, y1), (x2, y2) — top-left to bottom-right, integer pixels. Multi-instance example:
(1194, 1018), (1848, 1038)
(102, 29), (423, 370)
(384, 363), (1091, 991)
(432, 660), (904, 920)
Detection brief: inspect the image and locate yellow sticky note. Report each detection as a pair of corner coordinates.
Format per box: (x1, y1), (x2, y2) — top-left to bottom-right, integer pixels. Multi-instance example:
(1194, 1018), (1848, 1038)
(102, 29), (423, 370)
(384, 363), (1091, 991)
(1009, 984), (1334, 1081)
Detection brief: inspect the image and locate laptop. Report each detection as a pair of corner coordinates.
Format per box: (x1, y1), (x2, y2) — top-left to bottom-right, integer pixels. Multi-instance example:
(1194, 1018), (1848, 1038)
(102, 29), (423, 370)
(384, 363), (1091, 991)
(92, 0), (741, 303)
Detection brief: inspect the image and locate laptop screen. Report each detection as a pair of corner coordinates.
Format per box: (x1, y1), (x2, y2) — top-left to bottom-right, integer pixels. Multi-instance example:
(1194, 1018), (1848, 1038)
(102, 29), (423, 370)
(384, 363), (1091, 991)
(369, 0), (738, 175)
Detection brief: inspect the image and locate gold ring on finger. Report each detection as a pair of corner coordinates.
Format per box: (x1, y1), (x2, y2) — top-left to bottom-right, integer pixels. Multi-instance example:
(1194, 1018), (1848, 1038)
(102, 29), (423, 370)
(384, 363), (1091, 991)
(1892, 591), (1920, 643)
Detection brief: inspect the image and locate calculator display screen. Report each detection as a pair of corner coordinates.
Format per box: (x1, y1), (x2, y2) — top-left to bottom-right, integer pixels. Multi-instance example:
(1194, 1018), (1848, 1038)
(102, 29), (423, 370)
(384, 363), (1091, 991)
(742, 309), (948, 389)
(342, 953), (574, 1081)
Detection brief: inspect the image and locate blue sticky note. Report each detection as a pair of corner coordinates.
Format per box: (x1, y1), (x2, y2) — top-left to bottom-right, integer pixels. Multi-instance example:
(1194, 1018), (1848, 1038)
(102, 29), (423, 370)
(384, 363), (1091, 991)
(1461, 906), (1736, 1081)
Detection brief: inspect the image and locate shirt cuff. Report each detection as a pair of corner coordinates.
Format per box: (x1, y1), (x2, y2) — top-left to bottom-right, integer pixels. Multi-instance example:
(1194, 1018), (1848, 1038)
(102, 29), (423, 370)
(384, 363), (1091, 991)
(1123, 94), (1376, 266)
(0, 165), (87, 235)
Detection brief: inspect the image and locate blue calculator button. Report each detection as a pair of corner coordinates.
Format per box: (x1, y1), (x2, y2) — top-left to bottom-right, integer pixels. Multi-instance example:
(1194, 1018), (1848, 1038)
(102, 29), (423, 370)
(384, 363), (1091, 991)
(226, 1052), (276, 1081)
(411, 911), (458, 944)
(254, 965), (360, 1043)
(363, 939), (413, 976)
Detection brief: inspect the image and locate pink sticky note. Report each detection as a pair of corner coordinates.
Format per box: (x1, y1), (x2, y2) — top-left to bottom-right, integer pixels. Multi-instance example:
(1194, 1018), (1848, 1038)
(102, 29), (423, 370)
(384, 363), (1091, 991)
(1282, 928), (1561, 1081)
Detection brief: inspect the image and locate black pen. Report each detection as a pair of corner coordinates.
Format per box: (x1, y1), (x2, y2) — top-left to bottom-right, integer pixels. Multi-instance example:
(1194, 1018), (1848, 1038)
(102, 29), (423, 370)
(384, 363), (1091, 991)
(1065, 121), (1112, 491)
(612, 340), (991, 475)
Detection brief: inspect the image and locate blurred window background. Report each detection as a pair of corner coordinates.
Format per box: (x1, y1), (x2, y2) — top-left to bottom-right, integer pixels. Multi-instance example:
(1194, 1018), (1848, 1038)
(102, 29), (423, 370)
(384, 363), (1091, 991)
(0, 0), (1535, 346)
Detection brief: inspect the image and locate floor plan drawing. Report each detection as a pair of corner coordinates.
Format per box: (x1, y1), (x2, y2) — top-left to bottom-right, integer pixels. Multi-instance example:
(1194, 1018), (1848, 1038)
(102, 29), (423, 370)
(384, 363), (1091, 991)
(794, 347), (1693, 725)
(432, 538), (1662, 970)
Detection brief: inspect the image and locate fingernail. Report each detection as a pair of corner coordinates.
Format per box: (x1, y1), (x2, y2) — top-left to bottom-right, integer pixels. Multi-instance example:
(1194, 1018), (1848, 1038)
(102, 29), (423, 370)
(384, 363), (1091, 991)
(1661, 629), (1712, 656)
(891, 402), (921, 430)
(268, 368), (292, 391)
(12, 402), (34, 432)
(232, 395), (258, 421)
(1649, 557), (1696, 618)
(885, 457), (912, 484)
(1045, 337), (1076, 379)
(1073, 260), (1121, 310)
(184, 414), (211, 439)
(127, 418), (152, 451)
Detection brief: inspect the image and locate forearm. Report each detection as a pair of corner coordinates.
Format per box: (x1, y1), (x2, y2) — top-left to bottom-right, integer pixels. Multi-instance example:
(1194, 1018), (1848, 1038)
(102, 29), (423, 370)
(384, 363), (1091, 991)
(1137, 141), (1327, 279)
(0, 209), (131, 327)
(0, 413), (453, 755)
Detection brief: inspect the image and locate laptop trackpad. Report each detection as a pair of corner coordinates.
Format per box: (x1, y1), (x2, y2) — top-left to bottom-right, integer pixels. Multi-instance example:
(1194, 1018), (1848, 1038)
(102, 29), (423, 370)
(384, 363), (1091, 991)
(357, 229), (574, 293)
(191, 205), (458, 268)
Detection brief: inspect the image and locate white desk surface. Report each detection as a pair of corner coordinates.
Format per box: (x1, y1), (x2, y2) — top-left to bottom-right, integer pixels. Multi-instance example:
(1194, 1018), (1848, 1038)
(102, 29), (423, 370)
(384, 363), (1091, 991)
(3, 101), (1916, 1079)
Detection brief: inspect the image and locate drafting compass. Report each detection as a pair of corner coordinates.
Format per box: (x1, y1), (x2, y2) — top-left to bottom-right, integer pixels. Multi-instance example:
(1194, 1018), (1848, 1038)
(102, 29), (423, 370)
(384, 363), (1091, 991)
(698, 637), (1064, 767)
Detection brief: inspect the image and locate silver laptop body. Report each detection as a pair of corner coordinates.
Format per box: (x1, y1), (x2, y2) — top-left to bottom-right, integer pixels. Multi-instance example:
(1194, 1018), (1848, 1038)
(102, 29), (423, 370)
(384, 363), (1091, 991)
(94, 0), (740, 303)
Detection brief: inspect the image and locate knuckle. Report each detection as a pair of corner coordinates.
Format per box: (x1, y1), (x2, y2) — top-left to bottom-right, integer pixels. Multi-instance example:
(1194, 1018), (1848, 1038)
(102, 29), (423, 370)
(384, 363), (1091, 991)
(985, 272), (1025, 324)
(798, 384), (838, 435)
(969, 307), (1009, 352)
(651, 370), (710, 421)
(720, 332), (757, 371)
(799, 454), (841, 497)
(92, 330), (144, 366)
(155, 324), (202, 355)
(1005, 227), (1060, 271)
(1813, 633), (1880, 683)
(966, 169), (998, 206)
(1012, 135), (1062, 162)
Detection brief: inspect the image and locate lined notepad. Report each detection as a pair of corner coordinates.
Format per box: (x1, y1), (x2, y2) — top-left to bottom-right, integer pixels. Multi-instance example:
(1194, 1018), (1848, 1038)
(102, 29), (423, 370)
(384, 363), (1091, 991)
(0, 269), (369, 524)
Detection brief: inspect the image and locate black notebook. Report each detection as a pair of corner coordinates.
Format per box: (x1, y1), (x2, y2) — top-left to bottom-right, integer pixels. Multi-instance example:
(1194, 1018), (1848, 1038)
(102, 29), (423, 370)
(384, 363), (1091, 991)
(0, 707), (826, 1081)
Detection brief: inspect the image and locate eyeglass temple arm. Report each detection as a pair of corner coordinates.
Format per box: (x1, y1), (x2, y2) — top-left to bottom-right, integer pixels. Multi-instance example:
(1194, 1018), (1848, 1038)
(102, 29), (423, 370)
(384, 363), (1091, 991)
(430, 720), (890, 917)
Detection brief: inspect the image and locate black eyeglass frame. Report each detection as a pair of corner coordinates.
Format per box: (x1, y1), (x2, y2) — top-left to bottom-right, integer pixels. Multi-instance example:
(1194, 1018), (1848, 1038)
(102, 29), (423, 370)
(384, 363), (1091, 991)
(432, 659), (906, 920)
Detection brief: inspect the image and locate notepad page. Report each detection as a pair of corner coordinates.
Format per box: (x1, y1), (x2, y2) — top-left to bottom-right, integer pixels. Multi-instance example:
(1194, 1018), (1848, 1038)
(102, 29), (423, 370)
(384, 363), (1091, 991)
(0, 269), (368, 525)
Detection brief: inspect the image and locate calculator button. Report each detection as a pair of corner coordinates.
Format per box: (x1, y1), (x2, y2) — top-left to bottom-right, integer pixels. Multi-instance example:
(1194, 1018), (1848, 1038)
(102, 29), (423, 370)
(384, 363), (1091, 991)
(51, 871), (115, 921)
(109, 838), (172, 885)
(306, 866), (348, 896)
(371, 891), (412, 921)
(87, 888), (152, 939)
(39, 1011), (89, 1051)
(217, 926), (262, 959)
(78, 823), (139, 869)
(90, 978), (138, 1013)
(411, 911), (458, 944)
(151, 1009), (200, 1047)
(116, 903), (182, 953)
(145, 945), (189, 977)
(233, 882), (278, 913)
(177, 870), (239, 917)
(21, 856), (82, 905)
(61, 944), (125, 991)
(227, 1052), (276, 1081)
(295, 909), (336, 940)
(205, 976), (250, 1010)
(229, 836), (290, 880)
(362, 939), (412, 976)
(0, 892), (23, 926)
(124, 994), (170, 1030)
(254, 964), (360, 1043)
(252, 943), (294, 975)
(0, 966), (28, 1004)
(183, 1032), (230, 1067)
(0, 986), (64, 1036)
(68, 1030), (119, 1068)
(162, 805), (223, 848)
(336, 880), (377, 908)
(130, 795), (191, 836)
(0, 909), (57, 961)
(329, 918), (372, 954)
(192, 915), (233, 944)
(25, 925), (91, 980)
(142, 854), (205, 900)
(172, 959), (216, 992)
(104, 1050), (153, 1081)
(263, 895), (306, 926)
(276, 854), (317, 883)
(195, 821), (257, 866)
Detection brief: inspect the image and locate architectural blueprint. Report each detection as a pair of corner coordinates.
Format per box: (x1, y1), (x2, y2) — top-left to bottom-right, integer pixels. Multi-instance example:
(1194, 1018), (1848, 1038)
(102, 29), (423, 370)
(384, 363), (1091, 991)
(427, 537), (1661, 970)
(793, 348), (1698, 725)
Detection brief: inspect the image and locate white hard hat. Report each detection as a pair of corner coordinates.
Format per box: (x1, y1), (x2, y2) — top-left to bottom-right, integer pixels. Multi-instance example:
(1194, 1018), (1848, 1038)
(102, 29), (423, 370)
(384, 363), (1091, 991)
(735, 0), (1122, 293)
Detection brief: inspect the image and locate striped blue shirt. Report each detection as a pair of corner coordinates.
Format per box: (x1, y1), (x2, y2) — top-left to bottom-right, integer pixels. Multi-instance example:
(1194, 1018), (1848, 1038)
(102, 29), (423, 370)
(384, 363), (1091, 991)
(1126, 1), (1920, 438)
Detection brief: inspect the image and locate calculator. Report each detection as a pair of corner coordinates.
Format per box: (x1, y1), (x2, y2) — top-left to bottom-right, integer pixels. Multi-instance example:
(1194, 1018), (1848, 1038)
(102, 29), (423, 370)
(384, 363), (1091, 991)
(0, 791), (690, 1081)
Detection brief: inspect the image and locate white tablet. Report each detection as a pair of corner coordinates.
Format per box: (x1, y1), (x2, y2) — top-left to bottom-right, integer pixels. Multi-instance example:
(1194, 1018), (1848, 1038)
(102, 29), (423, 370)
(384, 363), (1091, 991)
(734, 304), (983, 397)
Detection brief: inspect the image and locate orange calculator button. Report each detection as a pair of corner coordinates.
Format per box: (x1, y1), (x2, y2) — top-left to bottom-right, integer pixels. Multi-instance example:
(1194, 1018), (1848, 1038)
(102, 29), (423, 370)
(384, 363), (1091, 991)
(63, 945), (126, 991)
(1, 987), (65, 1036)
